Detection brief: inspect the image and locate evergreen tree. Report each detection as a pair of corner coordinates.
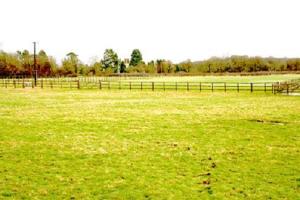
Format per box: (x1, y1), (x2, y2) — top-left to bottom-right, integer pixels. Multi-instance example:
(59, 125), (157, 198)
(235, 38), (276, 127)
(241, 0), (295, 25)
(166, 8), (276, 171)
(101, 49), (119, 72)
(129, 49), (143, 66)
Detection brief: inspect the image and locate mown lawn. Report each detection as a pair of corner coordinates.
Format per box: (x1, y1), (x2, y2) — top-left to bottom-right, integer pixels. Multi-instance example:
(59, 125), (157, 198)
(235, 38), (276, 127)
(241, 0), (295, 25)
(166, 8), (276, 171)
(0, 89), (299, 199)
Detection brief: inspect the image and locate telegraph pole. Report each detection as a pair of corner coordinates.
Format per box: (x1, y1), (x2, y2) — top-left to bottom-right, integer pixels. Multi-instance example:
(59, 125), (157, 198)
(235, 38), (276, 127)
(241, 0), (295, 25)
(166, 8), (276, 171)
(33, 42), (37, 86)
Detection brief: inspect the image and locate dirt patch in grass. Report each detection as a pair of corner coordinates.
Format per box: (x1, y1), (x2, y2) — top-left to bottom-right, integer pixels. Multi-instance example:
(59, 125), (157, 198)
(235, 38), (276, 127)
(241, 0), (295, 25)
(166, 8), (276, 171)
(248, 119), (287, 125)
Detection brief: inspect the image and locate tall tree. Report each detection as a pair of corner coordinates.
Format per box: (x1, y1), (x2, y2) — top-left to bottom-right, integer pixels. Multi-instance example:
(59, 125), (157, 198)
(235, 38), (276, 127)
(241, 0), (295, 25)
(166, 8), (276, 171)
(156, 59), (164, 73)
(119, 61), (126, 73)
(62, 52), (80, 76)
(67, 52), (79, 74)
(130, 49), (143, 66)
(37, 50), (52, 76)
(101, 49), (119, 72)
(19, 50), (32, 75)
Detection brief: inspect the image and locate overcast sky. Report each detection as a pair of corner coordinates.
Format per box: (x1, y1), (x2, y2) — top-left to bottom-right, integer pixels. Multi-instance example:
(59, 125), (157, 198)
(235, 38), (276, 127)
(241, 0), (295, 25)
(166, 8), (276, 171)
(1, 0), (299, 64)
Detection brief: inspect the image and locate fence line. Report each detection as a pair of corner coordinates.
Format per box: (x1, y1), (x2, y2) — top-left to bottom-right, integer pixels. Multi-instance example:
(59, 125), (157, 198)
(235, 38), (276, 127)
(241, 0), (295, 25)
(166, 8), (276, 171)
(273, 79), (300, 94)
(0, 78), (278, 93)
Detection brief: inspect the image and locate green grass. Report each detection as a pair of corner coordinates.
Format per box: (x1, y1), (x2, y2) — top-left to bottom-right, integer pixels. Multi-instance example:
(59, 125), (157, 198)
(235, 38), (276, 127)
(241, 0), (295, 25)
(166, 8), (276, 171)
(0, 89), (299, 199)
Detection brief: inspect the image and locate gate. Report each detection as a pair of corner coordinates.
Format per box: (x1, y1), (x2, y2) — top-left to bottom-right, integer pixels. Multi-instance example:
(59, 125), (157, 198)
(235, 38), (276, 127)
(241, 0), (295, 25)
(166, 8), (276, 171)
(274, 79), (300, 95)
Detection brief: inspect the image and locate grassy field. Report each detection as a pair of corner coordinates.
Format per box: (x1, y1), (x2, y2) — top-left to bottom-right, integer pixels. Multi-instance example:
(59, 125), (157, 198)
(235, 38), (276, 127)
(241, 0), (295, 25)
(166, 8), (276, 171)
(0, 88), (300, 199)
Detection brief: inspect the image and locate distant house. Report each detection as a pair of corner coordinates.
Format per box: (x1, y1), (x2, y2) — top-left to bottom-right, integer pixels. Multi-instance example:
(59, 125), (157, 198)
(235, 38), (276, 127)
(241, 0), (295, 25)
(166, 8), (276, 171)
(124, 58), (130, 68)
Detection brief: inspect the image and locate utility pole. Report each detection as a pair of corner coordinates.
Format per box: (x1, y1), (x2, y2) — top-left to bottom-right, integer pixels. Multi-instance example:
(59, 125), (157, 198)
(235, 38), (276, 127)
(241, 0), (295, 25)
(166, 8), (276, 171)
(33, 42), (37, 86)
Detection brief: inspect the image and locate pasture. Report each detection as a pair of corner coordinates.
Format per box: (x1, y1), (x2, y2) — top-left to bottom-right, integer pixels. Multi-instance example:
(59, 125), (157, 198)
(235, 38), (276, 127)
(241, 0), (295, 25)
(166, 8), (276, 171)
(0, 75), (299, 199)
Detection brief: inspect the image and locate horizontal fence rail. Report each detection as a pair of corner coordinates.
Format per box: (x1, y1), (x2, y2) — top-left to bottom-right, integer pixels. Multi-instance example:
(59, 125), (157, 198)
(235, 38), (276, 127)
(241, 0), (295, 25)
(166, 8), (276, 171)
(273, 79), (300, 95)
(0, 78), (280, 93)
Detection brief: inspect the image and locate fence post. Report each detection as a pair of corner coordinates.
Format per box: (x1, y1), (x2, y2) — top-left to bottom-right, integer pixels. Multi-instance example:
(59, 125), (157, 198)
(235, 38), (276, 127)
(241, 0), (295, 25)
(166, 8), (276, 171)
(211, 83), (214, 92)
(199, 82), (202, 92)
(141, 82), (143, 90)
(77, 80), (80, 89)
(224, 82), (226, 92)
(264, 83), (266, 93)
(99, 81), (102, 90)
(108, 81), (111, 90)
(276, 82), (280, 94)
(250, 83), (253, 93)
(287, 84), (289, 95)
(187, 82), (189, 91)
(119, 81), (121, 90)
(129, 82), (131, 90)
(13, 80), (16, 88)
(41, 79), (43, 89)
(237, 83), (239, 92)
(163, 82), (165, 91)
(152, 82), (154, 91)
(22, 79), (25, 88)
(32, 79), (34, 88)
(175, 82), (178, 91)
(50, 81), (53, 89)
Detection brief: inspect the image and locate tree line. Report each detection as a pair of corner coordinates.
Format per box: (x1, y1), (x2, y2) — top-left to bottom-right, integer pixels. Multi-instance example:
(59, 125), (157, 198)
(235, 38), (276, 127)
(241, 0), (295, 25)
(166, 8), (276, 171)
(0, 49), (300, 77)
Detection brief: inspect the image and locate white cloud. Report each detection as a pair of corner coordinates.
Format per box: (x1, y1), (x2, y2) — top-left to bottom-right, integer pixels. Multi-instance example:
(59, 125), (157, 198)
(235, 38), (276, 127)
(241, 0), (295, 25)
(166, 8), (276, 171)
(1, 0), (300, 63)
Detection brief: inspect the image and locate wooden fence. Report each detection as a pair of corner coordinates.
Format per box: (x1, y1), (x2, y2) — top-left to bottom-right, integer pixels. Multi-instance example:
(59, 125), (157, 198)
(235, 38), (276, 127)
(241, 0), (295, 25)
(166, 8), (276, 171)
(273, 79), (300, 95)
(0, 78), (277, 93)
